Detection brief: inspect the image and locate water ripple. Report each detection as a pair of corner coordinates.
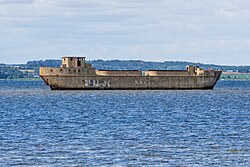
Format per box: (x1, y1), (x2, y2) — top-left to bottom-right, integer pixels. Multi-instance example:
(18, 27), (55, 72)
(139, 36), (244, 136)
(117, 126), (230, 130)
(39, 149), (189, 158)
(0, 80), (249, 166)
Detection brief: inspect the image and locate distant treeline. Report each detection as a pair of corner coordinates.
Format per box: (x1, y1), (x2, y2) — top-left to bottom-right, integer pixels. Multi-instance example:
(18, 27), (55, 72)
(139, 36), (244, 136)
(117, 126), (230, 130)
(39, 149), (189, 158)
(26, 59), (250, 71)
(0, 64), (26, 79)
(0, 59), (250, 79)
(89, 60), (250, 72)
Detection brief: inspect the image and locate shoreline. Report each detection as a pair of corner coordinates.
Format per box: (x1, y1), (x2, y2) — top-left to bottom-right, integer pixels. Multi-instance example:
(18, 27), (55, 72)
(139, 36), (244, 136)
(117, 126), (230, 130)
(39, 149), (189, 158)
(0, 78), (42, 81)
(221, 73), (250, 81)
(0, 78), (250, 81)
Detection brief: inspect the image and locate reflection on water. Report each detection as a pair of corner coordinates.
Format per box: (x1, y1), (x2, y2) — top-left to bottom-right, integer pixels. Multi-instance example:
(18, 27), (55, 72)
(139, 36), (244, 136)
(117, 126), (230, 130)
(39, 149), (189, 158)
(0, 80), (249, 166)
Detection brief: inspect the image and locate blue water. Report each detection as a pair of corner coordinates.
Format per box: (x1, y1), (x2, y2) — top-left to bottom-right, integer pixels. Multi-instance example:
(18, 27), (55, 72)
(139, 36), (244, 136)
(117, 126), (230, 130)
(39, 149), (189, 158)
(0, 80), (249, 166)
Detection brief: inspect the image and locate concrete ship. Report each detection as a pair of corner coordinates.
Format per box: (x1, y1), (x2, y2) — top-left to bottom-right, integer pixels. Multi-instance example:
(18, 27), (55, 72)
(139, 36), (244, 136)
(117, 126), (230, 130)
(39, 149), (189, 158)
(40, 57), (222, 90)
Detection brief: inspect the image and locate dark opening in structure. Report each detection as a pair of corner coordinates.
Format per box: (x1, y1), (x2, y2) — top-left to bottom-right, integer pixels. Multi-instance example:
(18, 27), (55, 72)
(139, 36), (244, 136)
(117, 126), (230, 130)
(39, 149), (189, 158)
(77, 58), (81, 67)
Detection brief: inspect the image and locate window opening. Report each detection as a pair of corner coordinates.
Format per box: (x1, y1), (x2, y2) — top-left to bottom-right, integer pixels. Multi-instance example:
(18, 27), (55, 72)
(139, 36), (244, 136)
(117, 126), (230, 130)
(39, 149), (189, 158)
(77, 58), (81, 67)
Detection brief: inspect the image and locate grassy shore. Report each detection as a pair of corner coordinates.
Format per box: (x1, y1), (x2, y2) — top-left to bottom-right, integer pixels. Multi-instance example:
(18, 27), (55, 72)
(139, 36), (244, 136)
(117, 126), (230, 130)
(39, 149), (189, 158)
(221, 74), (250, 81)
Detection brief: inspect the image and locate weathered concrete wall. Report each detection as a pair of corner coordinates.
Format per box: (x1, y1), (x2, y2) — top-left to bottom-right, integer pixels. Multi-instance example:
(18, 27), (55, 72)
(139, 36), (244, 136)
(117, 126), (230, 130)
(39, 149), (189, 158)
(96, 70), (142, 76)
(144, 70), (189, 76)
(41, 74), (221, 90)
(40, 67), (97, 76)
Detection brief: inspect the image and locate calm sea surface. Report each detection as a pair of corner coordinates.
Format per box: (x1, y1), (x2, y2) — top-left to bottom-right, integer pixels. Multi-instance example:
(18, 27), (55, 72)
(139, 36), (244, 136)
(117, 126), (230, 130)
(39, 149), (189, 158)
(0, 80), (249, 166)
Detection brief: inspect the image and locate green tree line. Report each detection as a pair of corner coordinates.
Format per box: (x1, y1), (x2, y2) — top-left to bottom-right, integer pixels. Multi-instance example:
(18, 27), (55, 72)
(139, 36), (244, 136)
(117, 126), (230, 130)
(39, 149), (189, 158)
(0, 59), (249, 79)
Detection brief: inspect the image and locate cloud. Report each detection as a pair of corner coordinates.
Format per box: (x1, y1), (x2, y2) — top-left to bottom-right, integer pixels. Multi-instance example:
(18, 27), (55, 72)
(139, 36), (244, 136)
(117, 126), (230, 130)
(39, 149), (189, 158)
(0, 0), (33, 4)
(0, 0), (250, 65)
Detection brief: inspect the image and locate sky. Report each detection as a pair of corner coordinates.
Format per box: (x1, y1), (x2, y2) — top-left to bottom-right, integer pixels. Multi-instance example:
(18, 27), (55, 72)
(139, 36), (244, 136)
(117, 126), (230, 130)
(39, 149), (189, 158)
(0, 0), (250, 65)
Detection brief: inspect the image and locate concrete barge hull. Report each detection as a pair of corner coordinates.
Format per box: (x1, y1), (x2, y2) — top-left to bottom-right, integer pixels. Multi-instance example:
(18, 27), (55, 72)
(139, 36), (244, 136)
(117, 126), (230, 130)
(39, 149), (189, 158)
(40, 75), (220, 90)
